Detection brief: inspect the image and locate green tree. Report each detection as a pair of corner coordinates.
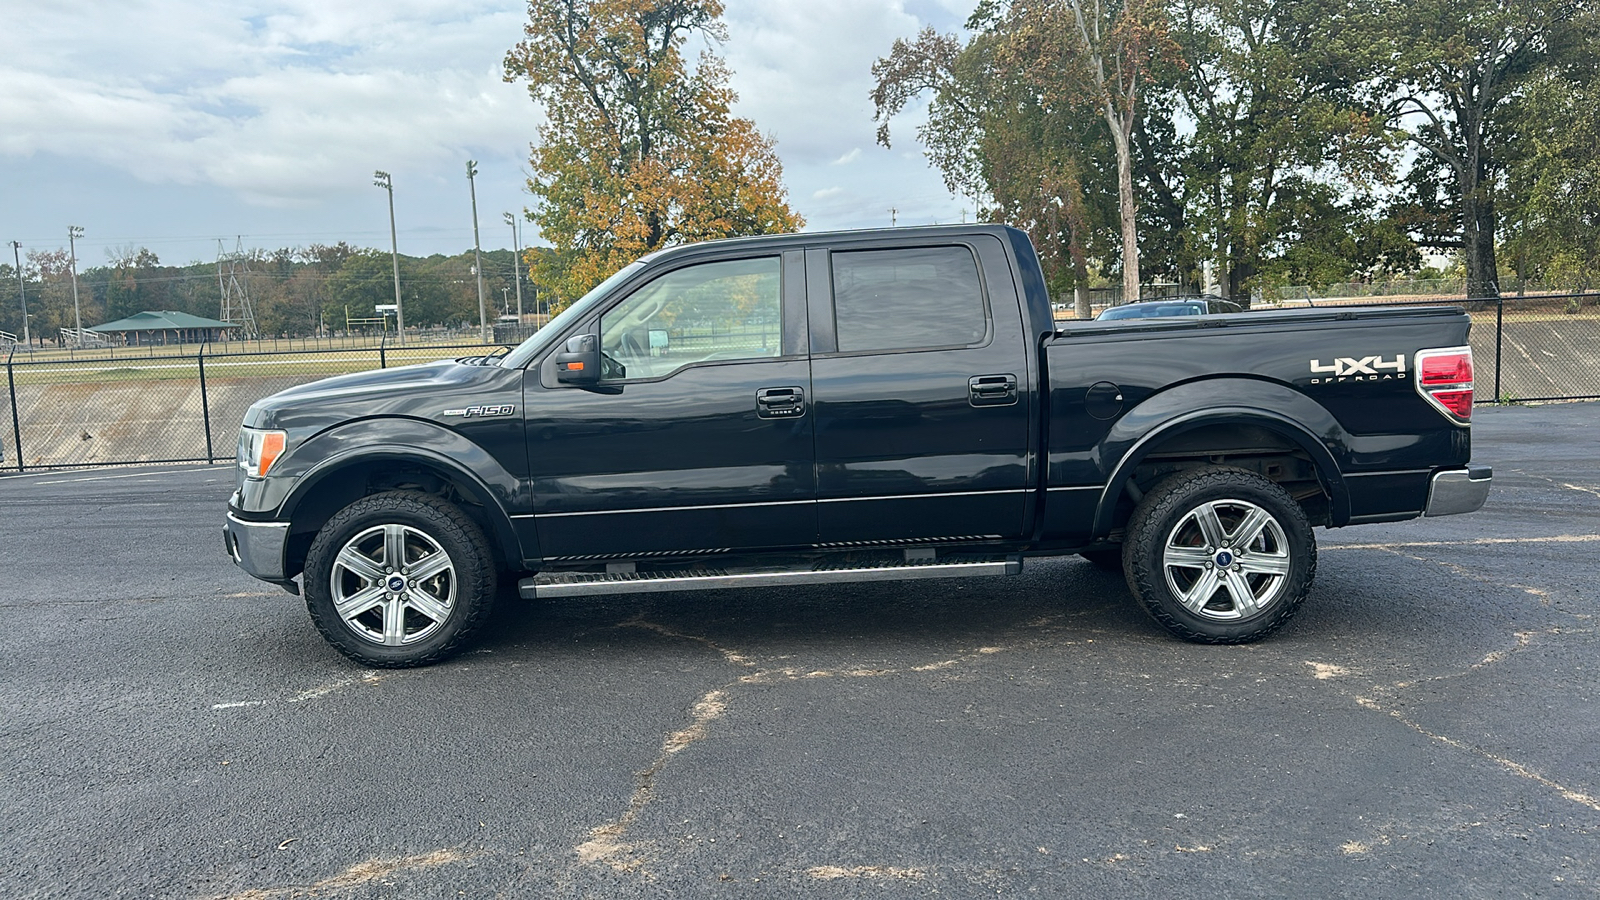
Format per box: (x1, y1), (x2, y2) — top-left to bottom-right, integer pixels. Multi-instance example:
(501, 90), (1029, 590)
(957, 0), (1181, 302)
(876, 0), (1184, 310)
(1164, 0), (1396, 300)
(0, 261), (26, 341)
(26, 248), (93, 342)
(1500, 8), (1600, 291)
(873, 24), (1118, 317)
(504, 0), (804, 308)
(1367, 0), (1585, 297)
(102, 247), (165, 322)
(1052, 0), (1180, 303)
(323, 250), (396, 332)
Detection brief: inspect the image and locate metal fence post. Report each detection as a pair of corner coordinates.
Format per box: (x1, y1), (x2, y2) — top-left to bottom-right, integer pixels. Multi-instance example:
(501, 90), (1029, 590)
(6, 346), (23, 473)
(1494, 298), (1504, 402)
(380, 333), (388, 369)
(199, 343), (215, 463)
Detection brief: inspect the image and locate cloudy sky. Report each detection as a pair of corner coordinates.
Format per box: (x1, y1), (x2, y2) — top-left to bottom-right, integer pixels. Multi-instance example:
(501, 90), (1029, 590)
(0, 0), (973, 269)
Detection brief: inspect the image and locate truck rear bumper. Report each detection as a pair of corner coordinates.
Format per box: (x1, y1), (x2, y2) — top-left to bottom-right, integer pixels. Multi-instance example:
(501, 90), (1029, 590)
(224, 512), (290, 582)
(1424, 465), (1492, 517)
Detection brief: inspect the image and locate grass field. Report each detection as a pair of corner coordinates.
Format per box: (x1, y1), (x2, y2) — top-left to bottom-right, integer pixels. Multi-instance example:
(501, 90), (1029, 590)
(4, 343), (505, 386)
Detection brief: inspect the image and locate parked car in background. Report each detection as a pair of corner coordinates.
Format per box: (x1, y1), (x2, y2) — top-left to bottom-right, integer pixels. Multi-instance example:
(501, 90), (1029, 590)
(1095, 295), (1245, 321)
(1097, 300), (1208, 320)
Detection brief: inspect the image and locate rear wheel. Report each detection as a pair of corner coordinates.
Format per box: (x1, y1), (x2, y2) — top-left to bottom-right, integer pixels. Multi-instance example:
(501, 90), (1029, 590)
(1123, 467), (1315, 644)
(303, 491), (497, 667)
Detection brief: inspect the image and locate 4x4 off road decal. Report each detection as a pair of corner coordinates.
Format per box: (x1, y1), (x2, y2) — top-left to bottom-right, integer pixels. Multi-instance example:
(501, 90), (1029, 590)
(1309, 355), (1405, 384)
(442, 405), (516, 418)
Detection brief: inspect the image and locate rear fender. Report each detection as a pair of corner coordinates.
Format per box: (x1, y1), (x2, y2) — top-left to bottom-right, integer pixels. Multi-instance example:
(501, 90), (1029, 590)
(1091, 378), (1352, 538)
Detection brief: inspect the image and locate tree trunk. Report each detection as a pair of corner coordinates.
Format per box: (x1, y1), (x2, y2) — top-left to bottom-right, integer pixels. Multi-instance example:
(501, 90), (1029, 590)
(1073, 250), (1091, 319)
(1063, 170), (1093, 319)
(1108, 111), (1140, 303)
(1227, 257), (1257, 303)
(1460, 170), (1499, 298)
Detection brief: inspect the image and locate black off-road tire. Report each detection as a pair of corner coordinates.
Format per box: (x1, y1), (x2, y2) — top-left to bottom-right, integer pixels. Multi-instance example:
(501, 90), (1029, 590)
(304, 491), (497, 668)
(1123, 466), (1316, 644)
(1079, 549), (1123, 572)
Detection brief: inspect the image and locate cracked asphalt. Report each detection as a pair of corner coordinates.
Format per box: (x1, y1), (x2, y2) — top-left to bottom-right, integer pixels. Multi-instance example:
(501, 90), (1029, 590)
(1, 401), (1597, 899)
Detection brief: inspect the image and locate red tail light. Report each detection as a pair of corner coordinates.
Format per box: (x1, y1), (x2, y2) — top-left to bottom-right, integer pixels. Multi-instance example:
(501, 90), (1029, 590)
(1415, 347), (1474, 423)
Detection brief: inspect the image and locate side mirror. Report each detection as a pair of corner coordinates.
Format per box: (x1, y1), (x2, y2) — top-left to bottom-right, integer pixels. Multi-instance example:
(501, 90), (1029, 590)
(555, 334), (600, 385)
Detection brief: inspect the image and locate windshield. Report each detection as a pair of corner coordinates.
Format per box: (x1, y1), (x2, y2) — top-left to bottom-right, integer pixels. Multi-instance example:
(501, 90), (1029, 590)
(500, 262), (645, 368)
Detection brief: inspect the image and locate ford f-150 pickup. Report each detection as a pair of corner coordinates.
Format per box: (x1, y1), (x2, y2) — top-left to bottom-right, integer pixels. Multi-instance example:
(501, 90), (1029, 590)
(224, 225), (1491, 667)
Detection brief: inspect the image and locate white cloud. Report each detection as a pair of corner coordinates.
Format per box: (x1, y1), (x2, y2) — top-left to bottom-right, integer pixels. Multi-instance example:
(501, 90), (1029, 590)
(0, 0), (972, 255)
(718, 1), (970, 229)
(0, 1), (533, 205)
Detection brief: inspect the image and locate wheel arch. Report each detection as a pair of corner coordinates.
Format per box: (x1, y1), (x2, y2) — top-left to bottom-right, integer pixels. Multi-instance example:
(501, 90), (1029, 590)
(277, 423), (530, 578)
(1091, 385), (1351, 539)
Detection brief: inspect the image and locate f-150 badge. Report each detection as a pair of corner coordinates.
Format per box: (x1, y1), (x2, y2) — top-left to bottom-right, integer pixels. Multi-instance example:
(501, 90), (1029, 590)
(1309, 355), (1405, 384)
(443, 405), (516, 418)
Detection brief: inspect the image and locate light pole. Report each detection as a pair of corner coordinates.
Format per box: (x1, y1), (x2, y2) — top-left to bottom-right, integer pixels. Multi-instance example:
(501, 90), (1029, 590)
(503, 212), (524, 321)
(373, 171), (406, 345)
(466, 160), (489, 343)
(9, 241), (28, 348)
(67, 226), (84, 345)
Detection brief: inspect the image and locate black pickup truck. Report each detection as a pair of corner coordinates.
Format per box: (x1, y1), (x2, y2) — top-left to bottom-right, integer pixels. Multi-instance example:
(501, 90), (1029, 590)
(224, 225), (1490, 667)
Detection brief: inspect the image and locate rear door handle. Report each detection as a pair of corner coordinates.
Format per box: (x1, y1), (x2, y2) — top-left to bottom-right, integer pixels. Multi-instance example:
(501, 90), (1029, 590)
(969, 374), (1018, 407)
(757, 386), (806, 419)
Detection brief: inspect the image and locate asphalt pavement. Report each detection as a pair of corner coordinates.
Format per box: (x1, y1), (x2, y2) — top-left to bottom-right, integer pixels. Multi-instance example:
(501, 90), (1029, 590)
(1, 402), (1597, 898)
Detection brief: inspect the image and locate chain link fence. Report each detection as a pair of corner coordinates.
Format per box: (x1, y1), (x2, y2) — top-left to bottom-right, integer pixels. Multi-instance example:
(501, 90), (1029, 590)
(1291, 292), (1600, 403)
(2, 342), (501, 471)
(4, 295), (1598, 473)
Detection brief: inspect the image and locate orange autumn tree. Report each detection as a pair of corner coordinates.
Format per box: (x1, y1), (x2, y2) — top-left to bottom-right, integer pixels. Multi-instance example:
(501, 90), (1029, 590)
(504, 0), (803, 308)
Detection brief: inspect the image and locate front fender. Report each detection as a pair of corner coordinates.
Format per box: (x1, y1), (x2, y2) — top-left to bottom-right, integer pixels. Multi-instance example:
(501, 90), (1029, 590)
(1091, 378), (1352, 537)
(277, 418), (532, 567)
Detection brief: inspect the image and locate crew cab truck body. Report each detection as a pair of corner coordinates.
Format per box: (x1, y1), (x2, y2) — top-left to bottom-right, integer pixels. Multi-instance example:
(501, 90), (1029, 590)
(224, 225), (1491, 667)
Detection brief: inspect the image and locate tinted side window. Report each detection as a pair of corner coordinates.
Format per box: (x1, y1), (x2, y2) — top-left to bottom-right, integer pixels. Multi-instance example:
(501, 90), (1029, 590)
(599, 257), (781, 380)
(831, 246), (987, 353)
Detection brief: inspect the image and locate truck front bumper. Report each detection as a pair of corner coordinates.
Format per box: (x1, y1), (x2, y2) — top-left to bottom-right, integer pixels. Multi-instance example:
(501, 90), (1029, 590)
(224, 512), (292, 585)
(1424, 465), (1493, 517)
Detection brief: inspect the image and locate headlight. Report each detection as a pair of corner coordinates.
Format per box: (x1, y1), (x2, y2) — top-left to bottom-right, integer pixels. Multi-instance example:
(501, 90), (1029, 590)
(238, 427), (288, 478)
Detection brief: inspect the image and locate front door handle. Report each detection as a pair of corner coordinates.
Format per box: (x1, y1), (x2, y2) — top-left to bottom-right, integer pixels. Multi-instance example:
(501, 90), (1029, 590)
(969, 374), (1018, 407)
(757, 386), (806, 419)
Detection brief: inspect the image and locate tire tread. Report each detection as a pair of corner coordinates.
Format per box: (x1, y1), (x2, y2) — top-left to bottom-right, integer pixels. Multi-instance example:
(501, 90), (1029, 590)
(1123, 466), (1315, 644)
(304, 490), (497, 668)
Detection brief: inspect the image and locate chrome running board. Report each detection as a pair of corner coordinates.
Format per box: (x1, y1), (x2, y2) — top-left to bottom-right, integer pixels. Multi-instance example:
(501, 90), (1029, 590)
(520, 555), (1022, 599)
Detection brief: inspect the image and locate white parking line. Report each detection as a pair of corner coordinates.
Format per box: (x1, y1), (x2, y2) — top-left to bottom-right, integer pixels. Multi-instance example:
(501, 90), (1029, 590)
(8, 465), (232, 485)
(1325, 534), (1600, 550)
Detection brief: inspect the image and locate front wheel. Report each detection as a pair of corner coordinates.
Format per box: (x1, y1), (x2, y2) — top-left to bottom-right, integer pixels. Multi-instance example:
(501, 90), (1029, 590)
(1123, 467), (1316, 644)
(303, 491), (497, 667)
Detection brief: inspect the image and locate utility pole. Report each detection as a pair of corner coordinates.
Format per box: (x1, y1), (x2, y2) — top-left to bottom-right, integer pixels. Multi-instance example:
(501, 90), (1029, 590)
(373, 171), (406, 345)
(9, 241), (28, 348)
(466, 161), (489, 344)
(67, 225), (84, 344)
(889, 208), (898, 227)
(503, 212), (524, 321)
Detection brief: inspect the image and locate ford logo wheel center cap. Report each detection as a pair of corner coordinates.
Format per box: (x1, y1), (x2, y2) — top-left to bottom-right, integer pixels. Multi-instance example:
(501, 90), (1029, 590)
(1214, 550), (1235, 569)
(387, 575), (406, 592)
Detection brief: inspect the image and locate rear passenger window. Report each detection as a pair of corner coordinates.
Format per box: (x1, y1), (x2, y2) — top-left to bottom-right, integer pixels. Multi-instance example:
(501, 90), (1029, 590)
(831, 246), (987, 353)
